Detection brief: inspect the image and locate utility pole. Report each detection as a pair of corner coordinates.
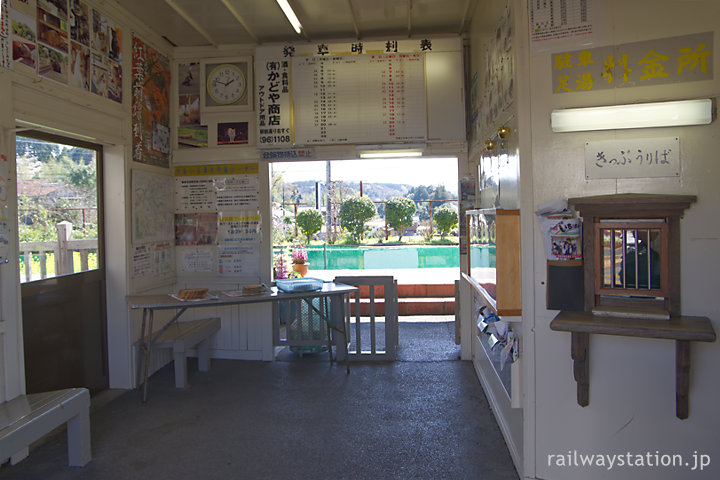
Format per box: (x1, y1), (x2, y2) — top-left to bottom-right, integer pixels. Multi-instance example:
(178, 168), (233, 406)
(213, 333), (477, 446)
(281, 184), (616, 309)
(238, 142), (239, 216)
(325, 161), (332, 243)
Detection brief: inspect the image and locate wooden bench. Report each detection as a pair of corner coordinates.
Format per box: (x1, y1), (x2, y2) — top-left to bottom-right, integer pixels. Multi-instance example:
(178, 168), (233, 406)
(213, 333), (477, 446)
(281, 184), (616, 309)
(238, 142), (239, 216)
(153, 317), (221, 389)
(0, 388), (91, 467)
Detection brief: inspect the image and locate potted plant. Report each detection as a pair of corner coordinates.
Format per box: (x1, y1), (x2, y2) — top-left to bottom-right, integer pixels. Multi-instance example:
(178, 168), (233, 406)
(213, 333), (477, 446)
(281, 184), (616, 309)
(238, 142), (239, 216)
(291, 244), (309, 277)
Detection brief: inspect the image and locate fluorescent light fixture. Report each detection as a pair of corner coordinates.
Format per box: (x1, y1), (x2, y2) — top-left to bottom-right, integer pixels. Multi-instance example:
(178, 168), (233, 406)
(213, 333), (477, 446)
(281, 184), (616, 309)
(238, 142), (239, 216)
(357, 145), (425, 159)
(551, 98), (714, 132)
(360, 151), (423, 159)
(276, 0), (302, 34)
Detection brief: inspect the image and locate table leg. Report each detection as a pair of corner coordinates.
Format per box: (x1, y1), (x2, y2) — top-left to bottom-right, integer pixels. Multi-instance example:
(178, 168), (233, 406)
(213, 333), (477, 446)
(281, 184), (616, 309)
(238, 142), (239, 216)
(138, 308), (148, 394)
(141, 309), (155, 403)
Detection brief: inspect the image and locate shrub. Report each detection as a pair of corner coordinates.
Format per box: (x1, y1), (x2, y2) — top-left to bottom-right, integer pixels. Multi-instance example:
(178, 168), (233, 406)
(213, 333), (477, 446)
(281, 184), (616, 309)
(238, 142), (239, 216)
(385, 196), (416, 241)
(338, 196), (376, 243)
(433, 206), (458, 239)
(295, 209), (324, 244)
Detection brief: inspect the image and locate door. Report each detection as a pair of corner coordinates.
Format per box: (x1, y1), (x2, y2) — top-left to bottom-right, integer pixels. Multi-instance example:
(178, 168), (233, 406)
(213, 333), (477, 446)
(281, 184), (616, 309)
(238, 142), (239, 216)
(16, 132), (107, 395)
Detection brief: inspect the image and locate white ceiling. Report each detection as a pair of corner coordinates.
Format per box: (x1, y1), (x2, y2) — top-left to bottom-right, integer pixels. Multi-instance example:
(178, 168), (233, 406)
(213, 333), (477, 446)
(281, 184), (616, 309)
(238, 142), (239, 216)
(117, 0), (478, 47)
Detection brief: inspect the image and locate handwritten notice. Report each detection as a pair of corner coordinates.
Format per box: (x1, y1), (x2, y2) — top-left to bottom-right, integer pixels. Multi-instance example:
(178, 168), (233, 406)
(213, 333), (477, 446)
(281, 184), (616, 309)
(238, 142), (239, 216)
(585, 137), (680, 180)
(180, 247), (214, 273)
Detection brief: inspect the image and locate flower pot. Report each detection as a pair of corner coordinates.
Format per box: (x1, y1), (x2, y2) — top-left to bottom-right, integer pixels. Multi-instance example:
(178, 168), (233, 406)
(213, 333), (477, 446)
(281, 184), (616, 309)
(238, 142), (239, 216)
(292, 262), (309, 277)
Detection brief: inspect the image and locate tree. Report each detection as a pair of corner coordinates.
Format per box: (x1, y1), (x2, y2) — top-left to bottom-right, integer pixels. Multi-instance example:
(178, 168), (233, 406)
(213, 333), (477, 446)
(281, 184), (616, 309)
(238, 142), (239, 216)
(385, 196), (416, 241)
(433, 206), (458, 239)
(295, 209), (324, 244)
(338, 196), (376, 243)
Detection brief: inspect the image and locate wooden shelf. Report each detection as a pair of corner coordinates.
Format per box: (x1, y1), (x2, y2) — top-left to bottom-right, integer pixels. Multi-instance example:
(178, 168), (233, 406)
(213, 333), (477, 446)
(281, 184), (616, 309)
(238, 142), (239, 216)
(550, 311), (715, 419)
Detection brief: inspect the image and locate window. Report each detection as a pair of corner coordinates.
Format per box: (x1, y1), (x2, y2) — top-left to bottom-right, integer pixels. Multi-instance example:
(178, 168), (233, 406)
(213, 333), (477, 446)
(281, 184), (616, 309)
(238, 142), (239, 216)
(16, 134), (101, 282)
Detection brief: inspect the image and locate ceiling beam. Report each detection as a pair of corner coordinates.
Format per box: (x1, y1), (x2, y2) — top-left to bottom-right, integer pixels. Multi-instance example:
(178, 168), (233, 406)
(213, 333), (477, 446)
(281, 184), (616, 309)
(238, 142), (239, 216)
(407, 0), (413, 38)
(459, 0), (478, 34)
(164, 0), (217, 46)
(220, 0), (260, 44)
(346, 0), (361, 39)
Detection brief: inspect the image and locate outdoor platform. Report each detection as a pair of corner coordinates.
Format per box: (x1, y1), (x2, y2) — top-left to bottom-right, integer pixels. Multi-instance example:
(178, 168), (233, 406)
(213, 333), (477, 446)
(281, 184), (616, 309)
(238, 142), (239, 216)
(310, 267), (460, 315)
(310, 267), (460, 285)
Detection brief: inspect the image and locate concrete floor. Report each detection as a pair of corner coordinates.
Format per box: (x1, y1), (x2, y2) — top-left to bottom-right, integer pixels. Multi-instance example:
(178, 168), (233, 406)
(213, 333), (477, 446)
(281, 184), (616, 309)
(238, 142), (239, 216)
(1, 321), (519, 480)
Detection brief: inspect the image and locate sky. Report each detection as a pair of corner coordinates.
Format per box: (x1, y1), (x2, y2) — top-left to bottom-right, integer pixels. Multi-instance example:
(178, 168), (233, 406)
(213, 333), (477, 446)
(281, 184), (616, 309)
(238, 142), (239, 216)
(271, 157), (459, 194)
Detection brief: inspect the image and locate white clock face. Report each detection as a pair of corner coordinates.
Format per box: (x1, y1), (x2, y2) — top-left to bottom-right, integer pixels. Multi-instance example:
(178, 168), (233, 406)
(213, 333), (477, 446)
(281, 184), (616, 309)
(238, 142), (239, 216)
(207, 63), (247, 105)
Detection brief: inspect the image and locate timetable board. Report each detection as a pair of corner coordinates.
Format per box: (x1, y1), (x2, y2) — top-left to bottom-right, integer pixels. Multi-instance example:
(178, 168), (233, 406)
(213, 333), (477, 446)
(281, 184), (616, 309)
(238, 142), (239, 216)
(292, 54), (427, 145)
(255, 38), (465, 149)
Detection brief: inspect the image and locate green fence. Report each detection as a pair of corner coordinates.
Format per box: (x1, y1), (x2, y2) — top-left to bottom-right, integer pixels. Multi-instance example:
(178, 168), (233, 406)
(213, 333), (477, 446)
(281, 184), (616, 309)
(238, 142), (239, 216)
(273, 244), (491, 270)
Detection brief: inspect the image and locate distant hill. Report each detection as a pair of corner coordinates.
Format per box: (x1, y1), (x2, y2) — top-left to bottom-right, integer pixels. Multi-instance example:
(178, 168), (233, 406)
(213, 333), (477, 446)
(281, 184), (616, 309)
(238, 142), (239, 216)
(294, 180), (411, 202)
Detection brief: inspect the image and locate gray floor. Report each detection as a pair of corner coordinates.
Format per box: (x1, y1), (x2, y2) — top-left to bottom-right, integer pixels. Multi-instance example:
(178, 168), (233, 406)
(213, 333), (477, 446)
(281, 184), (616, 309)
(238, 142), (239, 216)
(1, 321), (519, 480)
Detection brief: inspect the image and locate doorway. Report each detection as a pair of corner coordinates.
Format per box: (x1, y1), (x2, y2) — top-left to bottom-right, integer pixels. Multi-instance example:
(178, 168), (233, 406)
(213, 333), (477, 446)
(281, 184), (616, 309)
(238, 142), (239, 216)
(16, 132), (107, 395)
(270, 156), (461, 362)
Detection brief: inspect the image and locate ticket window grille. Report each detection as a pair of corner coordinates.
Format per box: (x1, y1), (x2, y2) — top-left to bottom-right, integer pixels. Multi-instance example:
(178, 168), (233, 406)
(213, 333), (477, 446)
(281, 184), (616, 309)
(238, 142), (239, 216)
(594, 220), (669, 301)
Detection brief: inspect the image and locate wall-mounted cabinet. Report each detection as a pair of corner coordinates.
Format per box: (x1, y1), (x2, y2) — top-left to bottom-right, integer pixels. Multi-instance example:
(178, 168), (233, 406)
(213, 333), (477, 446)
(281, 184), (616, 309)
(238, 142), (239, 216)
(466, 208), (521, 316)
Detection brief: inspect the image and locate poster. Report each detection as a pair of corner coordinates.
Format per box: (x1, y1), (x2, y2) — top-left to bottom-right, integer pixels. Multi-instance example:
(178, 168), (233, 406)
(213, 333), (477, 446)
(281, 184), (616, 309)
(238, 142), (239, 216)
(174, 163), (260, 212)
(1, 0), (11, 70)
(8, 5), (36, 70)
(132, 35), (170, 167)
(217, 245), (260, 277)
(180, 247), (213, 273)
(536, 202), (582, 261)
(529, 0), (601, 54)
(217, 121), (248, 145)
(131, 170), (174, 244)
(132, 243), (173, 278)
(175, 212), (218, 246)
(217, 212), (261, 245)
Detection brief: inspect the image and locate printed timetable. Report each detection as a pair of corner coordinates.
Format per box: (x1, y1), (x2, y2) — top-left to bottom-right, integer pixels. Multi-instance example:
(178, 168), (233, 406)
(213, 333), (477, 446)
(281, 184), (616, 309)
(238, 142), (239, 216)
(292, 53), (427, 145)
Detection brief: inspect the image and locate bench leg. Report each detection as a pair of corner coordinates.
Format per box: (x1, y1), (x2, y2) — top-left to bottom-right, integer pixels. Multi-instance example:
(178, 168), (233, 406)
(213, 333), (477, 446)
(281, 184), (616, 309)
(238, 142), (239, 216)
(173, 350), (188, 389)
(10, 447), (29, 466)
(197, 339), (210, 372)
(66, 410), (92, 466)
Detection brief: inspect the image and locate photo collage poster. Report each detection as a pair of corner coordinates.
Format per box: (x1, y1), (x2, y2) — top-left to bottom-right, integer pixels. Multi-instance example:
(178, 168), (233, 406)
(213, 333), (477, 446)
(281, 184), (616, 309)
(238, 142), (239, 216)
(2, 0), (122, 103)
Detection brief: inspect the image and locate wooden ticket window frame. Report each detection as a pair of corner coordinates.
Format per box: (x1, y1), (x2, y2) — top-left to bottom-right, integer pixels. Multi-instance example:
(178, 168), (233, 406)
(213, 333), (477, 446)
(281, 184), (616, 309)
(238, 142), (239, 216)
(550, 194), (716, 419)
(593, 220), (670, 309)
(568, 194), (697, 316)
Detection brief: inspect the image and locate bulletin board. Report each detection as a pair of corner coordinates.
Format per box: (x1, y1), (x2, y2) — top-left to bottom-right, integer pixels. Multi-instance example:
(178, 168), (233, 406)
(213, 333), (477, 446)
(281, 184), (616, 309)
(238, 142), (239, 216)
(173, 163), (262, 280)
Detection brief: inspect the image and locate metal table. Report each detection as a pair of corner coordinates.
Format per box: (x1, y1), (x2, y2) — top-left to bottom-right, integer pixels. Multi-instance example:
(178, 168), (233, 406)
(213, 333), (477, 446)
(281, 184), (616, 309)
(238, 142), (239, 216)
(127, 282), (357, 402)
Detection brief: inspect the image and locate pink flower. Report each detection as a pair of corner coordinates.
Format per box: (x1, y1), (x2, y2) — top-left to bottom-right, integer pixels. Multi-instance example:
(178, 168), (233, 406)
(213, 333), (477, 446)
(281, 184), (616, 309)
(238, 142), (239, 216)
(291, 244), (308, 264)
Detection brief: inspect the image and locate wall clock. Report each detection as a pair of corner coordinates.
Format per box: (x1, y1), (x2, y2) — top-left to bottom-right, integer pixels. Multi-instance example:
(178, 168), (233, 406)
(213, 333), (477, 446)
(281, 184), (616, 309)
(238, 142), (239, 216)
(207, 63), (246, 105)
(200, 58), (252, 113)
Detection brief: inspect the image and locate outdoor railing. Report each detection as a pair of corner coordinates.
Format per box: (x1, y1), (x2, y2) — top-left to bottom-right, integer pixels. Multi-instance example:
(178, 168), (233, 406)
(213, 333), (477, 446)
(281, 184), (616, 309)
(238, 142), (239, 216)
(19, 221), (98, 283)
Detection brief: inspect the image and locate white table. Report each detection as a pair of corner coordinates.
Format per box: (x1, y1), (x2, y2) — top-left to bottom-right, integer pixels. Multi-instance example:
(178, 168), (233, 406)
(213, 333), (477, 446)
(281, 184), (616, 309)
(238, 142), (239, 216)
(127, 282), (357, 402)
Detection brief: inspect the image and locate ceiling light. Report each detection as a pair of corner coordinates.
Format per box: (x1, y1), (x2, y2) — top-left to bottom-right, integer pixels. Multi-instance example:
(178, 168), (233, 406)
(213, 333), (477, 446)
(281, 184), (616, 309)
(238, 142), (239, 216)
(357, 144), (425, 159)
(276, 0), (302, 34)
(551, 99), (714, 132)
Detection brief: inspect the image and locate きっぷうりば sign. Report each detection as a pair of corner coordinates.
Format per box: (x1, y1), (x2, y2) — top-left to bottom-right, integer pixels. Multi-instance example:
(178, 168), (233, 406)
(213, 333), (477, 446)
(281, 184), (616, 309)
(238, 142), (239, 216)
(584, 137), (680, 180)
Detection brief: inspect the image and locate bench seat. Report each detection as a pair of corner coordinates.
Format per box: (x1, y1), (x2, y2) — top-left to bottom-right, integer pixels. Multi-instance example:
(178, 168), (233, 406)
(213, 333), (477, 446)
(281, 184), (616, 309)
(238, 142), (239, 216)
(0, 388), (91, 467)
(153, 317), (221, 389)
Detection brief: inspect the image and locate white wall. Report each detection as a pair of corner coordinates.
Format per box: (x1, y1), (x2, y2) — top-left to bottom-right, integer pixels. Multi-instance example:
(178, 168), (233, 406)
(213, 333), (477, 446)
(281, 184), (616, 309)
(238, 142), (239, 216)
(527, 1), (720, 479)
(0, 0), (172, 393)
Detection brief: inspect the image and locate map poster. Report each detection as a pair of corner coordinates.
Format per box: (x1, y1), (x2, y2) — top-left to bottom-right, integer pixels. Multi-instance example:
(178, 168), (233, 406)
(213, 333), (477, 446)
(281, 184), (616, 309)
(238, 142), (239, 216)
(131, 170), (174, 245)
